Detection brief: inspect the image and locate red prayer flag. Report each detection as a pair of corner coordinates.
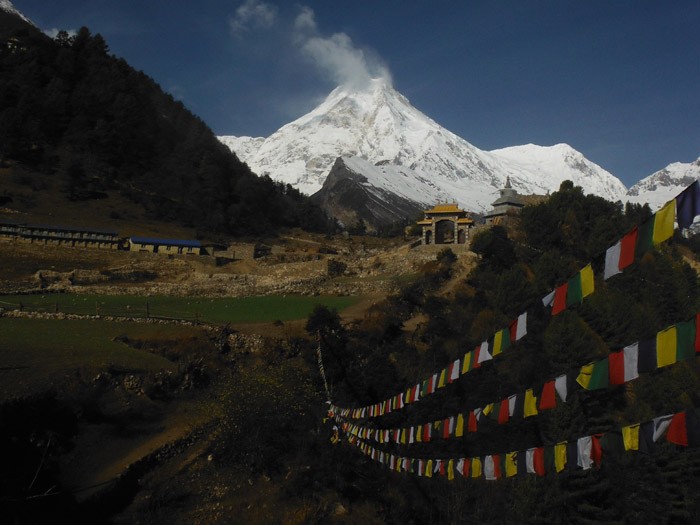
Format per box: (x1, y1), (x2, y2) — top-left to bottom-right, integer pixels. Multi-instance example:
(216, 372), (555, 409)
(508, 318), (518, 342)
(609, 350), (625, 385)
(619, 227), (638, 270)
(493, 455), (502, 479)
(552, 283), (568, 315)
(498, 399), (510, 424)
(443, 418), (451, 439)
(539, 381), (557, 410)
(667, 412), (688, 446)
(591, 434), (603, 467)
(473, 346), (482, 369)
(423, 423), (431, 442)
(461, 458), (471, 477)
(533, 447), (545, 476)
(468, 410), (478, 432)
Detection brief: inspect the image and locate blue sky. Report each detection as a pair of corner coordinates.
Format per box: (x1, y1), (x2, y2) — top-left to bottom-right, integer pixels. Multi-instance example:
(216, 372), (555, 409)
(12, 0), (700, 187)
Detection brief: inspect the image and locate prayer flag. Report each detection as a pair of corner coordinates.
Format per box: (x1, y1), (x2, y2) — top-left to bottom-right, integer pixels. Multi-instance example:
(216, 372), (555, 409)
(468, 410), (478, 432)
(604, 240), (622, 280)
(539, 380), (557, 410)
(455, 413), (465, 437)
(637, 338), (657, 372)
(653, 414), (674, 442)
(636, 217), (654, 258)
(622, 423), (639, 450)
(656, 326), (677, 368)
(554, 442), (567, 472)
(667, 412), (688, 446)
(676, 318), (696, 361)
(555, 374), (569, 402)
(484, 455), (497, 480)
(653, 200), (675, 244)
(552, 282), (568, 315)
(447, 459), (455, 481)
(619, 227), (638, 269)
(509, 312), (528, 341)
(676, 180), (700, 229)
(492, 328), (510, 356)
(498, 398), (511, 424)
(609, 344), (639, 384)
(478, 340), (493, 363)
(591, 434), (603, 467)
(580, 263), (595, 299)
(577, 436), (593, 470)
(542, 290), (555, 308)
(524, 389), (538, 418)
(448, 358), (460, 382)
(577, 358), (609, 390)
(437, 369), (447, 389)
(471, 457), (482, 479)
(504, 452), (518, 478)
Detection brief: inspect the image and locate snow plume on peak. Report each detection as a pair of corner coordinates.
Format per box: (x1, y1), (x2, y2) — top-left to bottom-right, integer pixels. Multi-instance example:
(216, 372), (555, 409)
(294, 6), (391, 91)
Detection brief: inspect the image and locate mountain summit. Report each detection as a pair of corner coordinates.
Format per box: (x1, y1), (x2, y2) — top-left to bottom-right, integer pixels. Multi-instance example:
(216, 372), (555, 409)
(220, 79), (627, 213)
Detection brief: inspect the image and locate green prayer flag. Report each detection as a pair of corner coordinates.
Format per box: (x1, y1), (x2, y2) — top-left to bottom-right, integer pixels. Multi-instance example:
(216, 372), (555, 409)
(636, 217), (655, 258)
(566, 271), (583, 306)
(577, 358), (609, 390)
(676, 319), (696, 361)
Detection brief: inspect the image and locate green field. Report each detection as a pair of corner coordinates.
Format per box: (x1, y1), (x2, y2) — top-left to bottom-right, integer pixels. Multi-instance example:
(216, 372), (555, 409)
(0, 318), (198, 400)
(0, 294), (360, 324)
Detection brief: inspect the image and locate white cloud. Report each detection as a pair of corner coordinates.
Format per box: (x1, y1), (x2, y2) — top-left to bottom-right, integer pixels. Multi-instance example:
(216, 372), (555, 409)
(293, 6), (391, 90)
(230, 0), (277, 36)
(43, 28), (77, 39)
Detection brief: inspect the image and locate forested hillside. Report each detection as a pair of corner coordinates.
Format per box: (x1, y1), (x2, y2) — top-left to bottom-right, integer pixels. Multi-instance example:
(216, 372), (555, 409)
(305, 182), (700, 523)
(0, 19), (331, 235)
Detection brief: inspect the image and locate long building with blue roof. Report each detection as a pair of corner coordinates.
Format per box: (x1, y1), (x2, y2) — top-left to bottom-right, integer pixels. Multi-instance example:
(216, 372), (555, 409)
(128, 236), (202, 255)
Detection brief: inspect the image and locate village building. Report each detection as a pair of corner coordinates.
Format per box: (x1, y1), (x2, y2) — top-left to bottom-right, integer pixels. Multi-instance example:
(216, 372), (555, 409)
(0, 222), (120, 249)
(483, 177), (525, 225)
(129, 236), (202, 256)
(417, 203), (474, 245)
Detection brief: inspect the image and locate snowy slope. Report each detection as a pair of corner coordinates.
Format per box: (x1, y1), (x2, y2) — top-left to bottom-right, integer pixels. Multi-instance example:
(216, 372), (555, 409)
(626, 157), (700, 211)
(489, 144), (628, 201)
(0, 0), (34, 26)
(219, 77), (627, 213)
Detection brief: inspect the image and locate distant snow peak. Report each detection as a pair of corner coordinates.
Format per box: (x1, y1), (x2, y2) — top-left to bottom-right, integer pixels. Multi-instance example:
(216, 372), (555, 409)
(0, 0), (34, 26)
(218, 82), (628, 212)
(626, 157), (700, 210)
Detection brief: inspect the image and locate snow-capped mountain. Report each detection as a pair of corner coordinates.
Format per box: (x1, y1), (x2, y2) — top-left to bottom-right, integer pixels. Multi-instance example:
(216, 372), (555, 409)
(0, 0), (34, 26)
(219, 77), (627, 213)
(626, 158), (700, 211)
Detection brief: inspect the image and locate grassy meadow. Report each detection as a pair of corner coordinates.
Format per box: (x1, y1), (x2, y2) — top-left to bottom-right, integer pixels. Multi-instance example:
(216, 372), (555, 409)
(0, 294), (360, 324)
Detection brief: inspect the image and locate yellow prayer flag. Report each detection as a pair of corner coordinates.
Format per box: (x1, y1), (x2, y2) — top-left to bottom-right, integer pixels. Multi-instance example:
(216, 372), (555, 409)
(471, 457), (482, 478)
(447, 459), (455, 481)
(524, 388), (538, 418)
(482, 403), (494, 417)
(438, 369), (447, 388)
(657, 326), (677, 368)
(416, 425), (422, 443)
(400, 428), (407, 445)
(622, 424), (640, 451)
(577, 362), (594, 389)
(455, 413), (464, 437)
(505, 452), (518, 478)
(462, 352), (471, 374)
(493, 330), (504, 356)
(425, 459), (433, 478)
(653, 200), (675, 245)
(554, 442), (567, 472)
(580, 263), (594, 298)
